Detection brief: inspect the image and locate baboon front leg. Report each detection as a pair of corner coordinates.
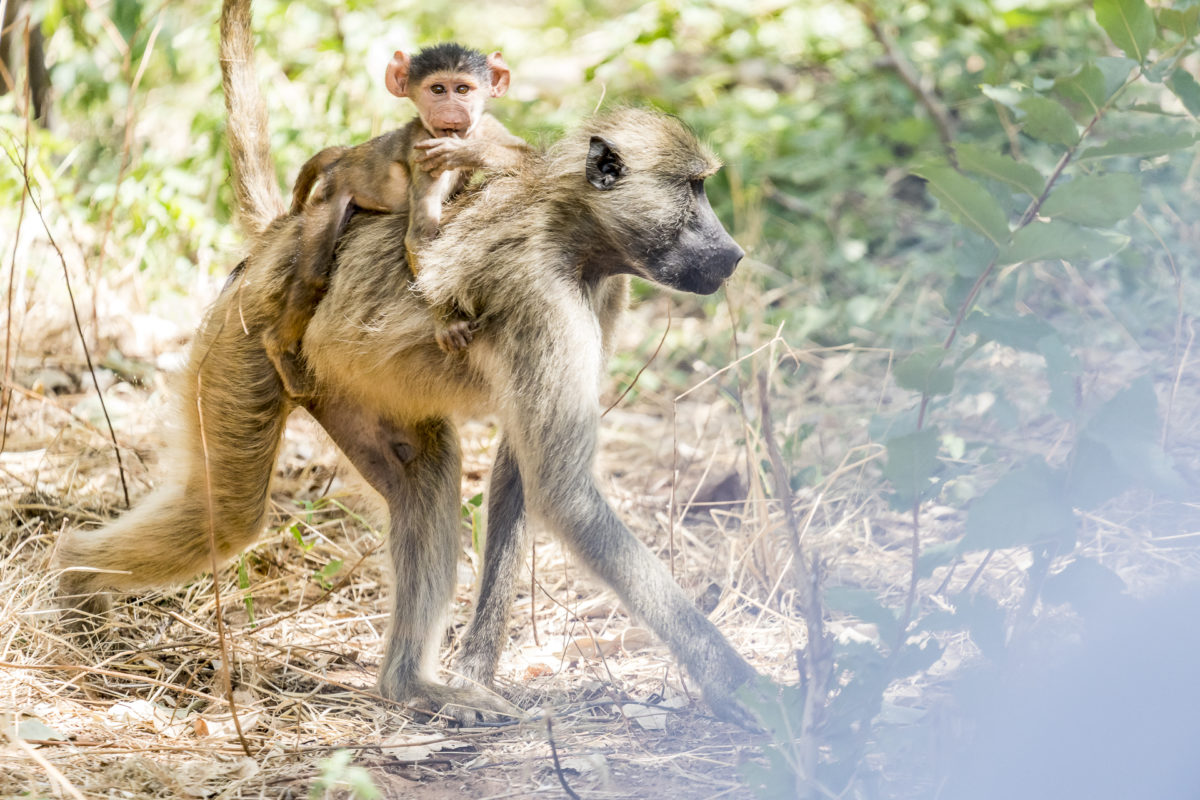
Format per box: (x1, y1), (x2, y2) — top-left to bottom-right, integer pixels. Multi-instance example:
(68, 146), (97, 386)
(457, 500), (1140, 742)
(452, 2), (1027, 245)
(507, 402), (759, 725)
(451, 437), (528, 701)
(309, 399), (512, 720)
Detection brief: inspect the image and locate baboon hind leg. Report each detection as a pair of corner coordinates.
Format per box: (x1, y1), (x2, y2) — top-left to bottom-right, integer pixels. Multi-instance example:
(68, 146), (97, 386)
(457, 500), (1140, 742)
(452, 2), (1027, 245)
(308, 397), (514, 720)
(451, 437), (528, 694)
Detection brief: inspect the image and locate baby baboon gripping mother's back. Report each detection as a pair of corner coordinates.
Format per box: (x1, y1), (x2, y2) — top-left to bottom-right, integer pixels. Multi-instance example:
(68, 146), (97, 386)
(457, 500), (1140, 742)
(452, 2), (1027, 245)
(55, 0), (758, 724)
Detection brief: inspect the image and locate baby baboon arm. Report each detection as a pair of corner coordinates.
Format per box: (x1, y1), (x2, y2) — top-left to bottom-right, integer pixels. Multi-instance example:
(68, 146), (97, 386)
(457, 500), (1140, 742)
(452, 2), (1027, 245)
(413, 115), (531, 177)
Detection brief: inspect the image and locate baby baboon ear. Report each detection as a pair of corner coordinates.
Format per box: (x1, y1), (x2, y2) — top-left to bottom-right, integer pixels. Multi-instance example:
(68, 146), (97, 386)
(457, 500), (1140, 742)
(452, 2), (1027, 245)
(586, 136), (628, 190)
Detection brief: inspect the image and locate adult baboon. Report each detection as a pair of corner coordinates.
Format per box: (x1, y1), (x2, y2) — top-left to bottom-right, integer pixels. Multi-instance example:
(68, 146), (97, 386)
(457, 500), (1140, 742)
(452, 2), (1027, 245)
(56, 0), (757, 723)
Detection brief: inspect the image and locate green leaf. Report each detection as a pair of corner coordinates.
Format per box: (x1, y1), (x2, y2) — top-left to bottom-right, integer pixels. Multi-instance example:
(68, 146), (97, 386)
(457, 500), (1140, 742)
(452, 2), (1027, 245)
(314, 558), (344, 589)
(894, 346), (955, 395)
(1167, 69), (1200, 116)
(1158, 6), (1200, 39)
(1094, 0), (1157, 63)
(17, 719), (66, 742)
(963, 311), (1056, 352)
(1079, 131), (1198, 159)
(912, 165), (1011, 246)
(825, 586), (900, 643)
(883, 428), (941, 508)
(1043, 557), (1127, 616)
(1055, 63), (1108, 115)
(1067, 435), (1131, 509)
(957, 595), (1007, 660)
(1080, 377), (1191, 497)
(917, 540), (960, 579)
(894, 640), (944, 678)
(956, 144), (1044, 197)
(1096, 56), (1138, 96)
(1038, 333), (1081, 418)
(1040, 174), (1141, 227)
(980, 84), (1025, 112)
(1003, 221), (1128, 264)
(961, 460), (1076, 552)
(1018, 96), (1079, 146)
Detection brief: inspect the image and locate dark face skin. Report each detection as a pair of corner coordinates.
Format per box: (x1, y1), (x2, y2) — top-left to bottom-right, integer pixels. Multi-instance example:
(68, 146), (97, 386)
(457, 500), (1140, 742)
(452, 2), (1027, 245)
(649, 180), (744, 295)
(584, 136), (744, 295)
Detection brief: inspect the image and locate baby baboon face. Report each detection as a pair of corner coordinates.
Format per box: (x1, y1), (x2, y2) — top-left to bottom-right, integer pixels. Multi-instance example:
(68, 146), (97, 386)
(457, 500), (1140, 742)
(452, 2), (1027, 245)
(580, 111), (744, 295)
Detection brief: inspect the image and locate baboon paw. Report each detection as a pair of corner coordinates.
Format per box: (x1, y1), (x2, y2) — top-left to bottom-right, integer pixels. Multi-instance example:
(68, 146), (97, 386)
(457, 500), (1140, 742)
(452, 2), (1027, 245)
(699, 659), (765, 730)
(435, 321), (474, 353)
(441, 674), (516, 726)
(381, 678), (518, 726)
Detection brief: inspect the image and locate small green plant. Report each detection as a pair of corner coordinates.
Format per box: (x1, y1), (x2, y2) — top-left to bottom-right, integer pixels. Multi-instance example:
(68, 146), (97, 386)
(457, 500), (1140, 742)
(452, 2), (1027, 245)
(462, 492), (484, 557)
(308, 749), (380, 800)
(236, 553), (256, 626)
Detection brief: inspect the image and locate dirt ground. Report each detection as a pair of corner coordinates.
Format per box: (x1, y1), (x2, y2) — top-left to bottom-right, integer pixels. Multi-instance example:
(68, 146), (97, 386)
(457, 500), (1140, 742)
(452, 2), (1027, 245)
(0, 286), (834, 799)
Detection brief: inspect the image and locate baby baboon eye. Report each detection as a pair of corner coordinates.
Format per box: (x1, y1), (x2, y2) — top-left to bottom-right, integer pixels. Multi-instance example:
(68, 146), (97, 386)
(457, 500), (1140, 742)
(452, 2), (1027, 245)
(430, 84), (446, 95)
(455, 84), (470, 95)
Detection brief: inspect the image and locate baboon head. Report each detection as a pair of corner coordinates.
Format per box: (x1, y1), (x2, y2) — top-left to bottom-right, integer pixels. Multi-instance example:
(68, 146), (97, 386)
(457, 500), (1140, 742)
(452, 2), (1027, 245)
(563, 109), (744, 294)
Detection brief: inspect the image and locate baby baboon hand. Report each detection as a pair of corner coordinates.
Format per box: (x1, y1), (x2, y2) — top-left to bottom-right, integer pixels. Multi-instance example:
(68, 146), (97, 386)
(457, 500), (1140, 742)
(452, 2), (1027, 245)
(413, 138), (485, 176)
(435, 320), (475, 353)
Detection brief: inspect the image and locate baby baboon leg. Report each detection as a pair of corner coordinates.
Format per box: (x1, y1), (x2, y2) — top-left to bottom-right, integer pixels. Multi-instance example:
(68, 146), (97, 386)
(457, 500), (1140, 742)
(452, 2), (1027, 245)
(452, 437), (527, 691)
(266, 193), (356, 398)
(263, 345), (311, 401)
(309, 398), (505, 717)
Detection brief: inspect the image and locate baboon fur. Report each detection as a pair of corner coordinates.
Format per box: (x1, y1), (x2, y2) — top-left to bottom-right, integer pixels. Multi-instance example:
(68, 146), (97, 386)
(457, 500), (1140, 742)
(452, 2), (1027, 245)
(55, 0), (757, 724)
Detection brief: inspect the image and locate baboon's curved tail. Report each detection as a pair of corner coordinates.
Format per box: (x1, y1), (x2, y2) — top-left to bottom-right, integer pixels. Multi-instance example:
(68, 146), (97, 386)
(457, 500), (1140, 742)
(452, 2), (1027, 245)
(56, 290), (291, 616)
(220, 0), (285, 237)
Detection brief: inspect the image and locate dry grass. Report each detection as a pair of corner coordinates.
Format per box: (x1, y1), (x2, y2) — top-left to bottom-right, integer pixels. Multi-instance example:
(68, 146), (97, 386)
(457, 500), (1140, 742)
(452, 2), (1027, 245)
(3, 289), (1199, 797)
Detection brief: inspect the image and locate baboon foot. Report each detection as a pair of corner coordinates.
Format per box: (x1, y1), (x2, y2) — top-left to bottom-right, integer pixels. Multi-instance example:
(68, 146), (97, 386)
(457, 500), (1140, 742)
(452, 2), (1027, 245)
(442, 673), (519, 726)
(381, 677), (518, 726)
(697, 655), (763, 730)
(435, 319), (475, 353)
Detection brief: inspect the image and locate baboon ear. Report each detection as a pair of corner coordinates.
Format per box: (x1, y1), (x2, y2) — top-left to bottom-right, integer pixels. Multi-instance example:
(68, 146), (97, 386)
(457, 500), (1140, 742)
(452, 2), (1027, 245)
(386, 51), (411, 98)
(586, 136), (628, 190)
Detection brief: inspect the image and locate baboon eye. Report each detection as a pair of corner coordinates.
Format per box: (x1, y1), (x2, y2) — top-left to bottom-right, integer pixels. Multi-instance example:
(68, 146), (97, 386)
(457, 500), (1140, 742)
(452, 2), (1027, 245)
(430, 84), (446, 95)
(689, 179), (705, 195)
(455, 84), (470, 95)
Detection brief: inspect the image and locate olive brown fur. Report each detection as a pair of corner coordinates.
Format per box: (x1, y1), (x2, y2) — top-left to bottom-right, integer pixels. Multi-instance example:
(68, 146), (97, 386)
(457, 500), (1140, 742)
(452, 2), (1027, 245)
(55, 0), (758, 725)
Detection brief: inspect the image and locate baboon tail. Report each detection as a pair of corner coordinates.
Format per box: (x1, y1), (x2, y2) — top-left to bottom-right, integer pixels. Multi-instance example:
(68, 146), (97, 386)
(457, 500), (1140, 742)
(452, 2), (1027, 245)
(56, 289), (291, 611)
(290, 146), (348, 215)
(220, 0), (285, 237)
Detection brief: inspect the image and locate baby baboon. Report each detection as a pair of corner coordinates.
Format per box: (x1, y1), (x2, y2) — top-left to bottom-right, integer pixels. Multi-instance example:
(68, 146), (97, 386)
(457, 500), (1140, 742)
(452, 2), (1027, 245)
(269, 43), (530, 398)
(55, 0), (756, 725)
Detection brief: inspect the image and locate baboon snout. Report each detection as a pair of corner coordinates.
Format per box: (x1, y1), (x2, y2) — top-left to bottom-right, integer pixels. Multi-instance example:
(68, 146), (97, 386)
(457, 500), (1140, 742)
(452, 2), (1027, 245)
(430, 110), (470, 136)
